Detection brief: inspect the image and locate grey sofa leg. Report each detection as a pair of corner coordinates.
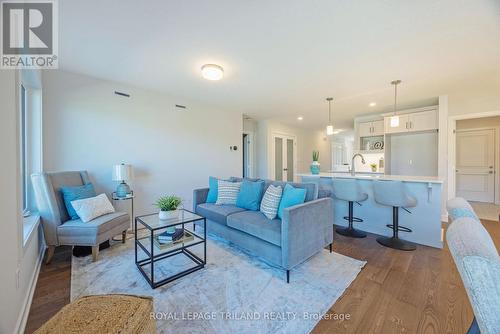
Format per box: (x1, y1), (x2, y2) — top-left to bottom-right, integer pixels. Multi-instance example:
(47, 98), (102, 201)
(122, 231), (127, 243)
(92, 246), (99, 262)
(286, 270), (290, 283)
(45, 245), (55, 264)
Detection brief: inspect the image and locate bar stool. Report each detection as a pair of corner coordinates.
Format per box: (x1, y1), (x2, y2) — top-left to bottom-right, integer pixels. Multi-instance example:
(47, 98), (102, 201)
(332, 178), (368, 238)
(373, 180), (417, 251)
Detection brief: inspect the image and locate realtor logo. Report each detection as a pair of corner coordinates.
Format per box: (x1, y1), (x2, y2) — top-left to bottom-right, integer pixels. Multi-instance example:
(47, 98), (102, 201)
(1, 0), (58, 69)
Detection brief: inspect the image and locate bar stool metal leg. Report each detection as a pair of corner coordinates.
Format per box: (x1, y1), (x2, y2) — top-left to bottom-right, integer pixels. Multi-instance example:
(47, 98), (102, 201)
(336, 201), (367, 238)
(376, 207), (416, 251)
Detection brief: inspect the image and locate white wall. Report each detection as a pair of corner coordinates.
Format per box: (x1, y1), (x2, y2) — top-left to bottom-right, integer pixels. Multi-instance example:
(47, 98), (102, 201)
(0, 70), (45, 334)
(254, 119), (331, 180)
(43, 70), (242, 215)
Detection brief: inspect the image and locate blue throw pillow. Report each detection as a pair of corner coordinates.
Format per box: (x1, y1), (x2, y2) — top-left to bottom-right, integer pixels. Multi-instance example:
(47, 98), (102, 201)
(236, 180), (264, 211)
(206, 176), (218, 203)
(60, 183), (96, 220)
(278, 184), (306, 219)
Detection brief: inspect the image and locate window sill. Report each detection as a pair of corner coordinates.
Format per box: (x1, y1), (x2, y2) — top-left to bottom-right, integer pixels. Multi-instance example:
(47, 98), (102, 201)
(23, 214), (40, 247)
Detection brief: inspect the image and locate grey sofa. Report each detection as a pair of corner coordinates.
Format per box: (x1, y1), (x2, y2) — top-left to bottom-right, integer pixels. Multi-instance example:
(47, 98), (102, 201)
(193, 178), (334, 283)
(32, 171), (130, 262)
(446, 197), (500, 334)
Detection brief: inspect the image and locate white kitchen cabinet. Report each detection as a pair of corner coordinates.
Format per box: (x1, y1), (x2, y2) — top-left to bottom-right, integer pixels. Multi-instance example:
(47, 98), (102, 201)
(371, 120), (384, 135)
(408, 110), (438, 132)
(384, 109), (437, 134)
(384, 114), (409, 134)
(358, 120), (384, 137)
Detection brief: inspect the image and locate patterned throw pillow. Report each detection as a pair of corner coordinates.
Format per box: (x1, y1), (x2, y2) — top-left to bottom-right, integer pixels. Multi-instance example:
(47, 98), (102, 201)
(216, 180), (242, 205)
(70, 194), (115, 223)
(260, 185), (283, 220)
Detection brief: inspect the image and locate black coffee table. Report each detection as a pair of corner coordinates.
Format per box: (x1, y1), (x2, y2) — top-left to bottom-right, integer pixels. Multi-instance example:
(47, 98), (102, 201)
(135, 209), (206, 289)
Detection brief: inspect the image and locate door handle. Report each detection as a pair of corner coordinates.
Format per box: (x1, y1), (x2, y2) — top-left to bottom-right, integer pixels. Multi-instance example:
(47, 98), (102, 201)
(489, 171), (494, 174)
(490, 166), (494, 169)
(283, 168), (288, 171)
(405, 122), (408, 129)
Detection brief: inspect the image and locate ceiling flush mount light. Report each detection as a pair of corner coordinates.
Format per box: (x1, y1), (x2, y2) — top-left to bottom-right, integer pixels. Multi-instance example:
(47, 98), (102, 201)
(201, 64), (224, 81)
(297, 116), (303, 121)
(369, 102), (376, 107)
(326, 97), (334, 136)
(390, 80), (401, 127)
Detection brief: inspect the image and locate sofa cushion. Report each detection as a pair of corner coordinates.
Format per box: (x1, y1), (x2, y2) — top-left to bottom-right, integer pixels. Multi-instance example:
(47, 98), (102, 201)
(264, 180), (317, 202)
(57, 212), (128, 244)
(236, 179), (265, 211)
(206, 176), (219, 203)
(227, 211), (282, 246)
(195, 203), (245, 225)
(260, 184), (283, 220)
(278, 184), (306, 219)
(216, 180), (242, 205)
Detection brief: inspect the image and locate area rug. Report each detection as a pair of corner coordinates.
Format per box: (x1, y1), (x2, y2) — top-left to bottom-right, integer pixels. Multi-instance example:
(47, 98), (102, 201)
(71, 231), (366, 334)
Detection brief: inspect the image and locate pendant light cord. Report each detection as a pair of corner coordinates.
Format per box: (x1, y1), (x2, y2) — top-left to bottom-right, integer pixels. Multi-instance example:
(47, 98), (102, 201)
(391, 80), (401, 116)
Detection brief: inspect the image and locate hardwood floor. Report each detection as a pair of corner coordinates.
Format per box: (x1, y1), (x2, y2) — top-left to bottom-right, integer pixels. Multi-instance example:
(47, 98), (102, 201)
(25, 220), (499, 334)
(313, 219), (499, 334)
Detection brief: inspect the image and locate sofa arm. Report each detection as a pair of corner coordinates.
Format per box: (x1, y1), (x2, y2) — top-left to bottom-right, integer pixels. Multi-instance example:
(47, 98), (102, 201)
(192, 188), (209, 211)
(281, 197), (334, 270)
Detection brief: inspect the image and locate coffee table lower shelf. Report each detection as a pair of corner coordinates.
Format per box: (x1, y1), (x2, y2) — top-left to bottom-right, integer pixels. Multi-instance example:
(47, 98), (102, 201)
(136, 247), (205, 289)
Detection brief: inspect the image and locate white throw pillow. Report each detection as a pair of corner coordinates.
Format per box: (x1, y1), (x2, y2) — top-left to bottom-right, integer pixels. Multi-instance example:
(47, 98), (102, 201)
(71, 193), (115, 223)
(216, 180), (241, 205)
(260, 184), (283, 220)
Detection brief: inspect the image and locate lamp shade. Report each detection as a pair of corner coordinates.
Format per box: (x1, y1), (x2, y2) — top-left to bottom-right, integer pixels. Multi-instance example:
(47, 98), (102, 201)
(112, 164), (133, 181)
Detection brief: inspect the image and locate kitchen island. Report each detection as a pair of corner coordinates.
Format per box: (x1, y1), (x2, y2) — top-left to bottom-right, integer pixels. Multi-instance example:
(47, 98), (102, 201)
(299, 173), (443, 248)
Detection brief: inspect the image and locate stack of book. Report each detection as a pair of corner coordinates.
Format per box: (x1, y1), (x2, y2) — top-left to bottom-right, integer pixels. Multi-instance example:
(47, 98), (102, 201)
(157, 228), (184, 244)
(153, 228), (194, 250)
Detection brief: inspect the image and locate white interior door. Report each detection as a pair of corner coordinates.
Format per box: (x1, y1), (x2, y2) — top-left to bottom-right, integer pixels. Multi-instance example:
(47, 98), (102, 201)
(456, 129), (495, 203)
(273, 134), (296, 182)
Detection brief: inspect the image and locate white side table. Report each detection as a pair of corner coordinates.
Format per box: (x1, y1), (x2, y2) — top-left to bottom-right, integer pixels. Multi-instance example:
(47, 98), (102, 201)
(112, 191), (135, 241)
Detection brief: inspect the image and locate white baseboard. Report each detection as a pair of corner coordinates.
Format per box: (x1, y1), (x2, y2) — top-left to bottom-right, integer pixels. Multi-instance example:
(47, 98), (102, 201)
(15, 241), (45, 334)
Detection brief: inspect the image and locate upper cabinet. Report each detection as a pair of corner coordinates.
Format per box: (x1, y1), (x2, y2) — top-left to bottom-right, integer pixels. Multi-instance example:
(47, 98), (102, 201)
(384, 109), (437, 134)
(358, 120), (384, 137)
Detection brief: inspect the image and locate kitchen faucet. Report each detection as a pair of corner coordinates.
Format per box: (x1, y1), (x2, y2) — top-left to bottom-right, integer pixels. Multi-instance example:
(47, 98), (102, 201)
(350, 153), (366, 176)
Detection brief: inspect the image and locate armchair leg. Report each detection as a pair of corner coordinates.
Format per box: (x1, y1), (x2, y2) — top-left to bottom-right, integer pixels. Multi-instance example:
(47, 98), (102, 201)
(45, 245), (55, 264)
(122, 231), (127, 243)
(329, 243), (333, 253)
(91, 246), (99, 262)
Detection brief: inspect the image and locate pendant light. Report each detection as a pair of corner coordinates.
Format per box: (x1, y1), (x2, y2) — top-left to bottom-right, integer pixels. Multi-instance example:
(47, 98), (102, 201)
(390, 80), (401, 127)
(326, 97), (334, 136)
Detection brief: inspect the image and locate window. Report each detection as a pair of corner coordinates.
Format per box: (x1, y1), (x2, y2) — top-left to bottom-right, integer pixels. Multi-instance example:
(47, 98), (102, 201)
(20, 84), (29, 216)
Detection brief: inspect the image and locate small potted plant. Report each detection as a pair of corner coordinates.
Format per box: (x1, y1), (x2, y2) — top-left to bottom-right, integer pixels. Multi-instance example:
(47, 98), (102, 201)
(310, 150), (320, 174)
(156, 195), (182, 221)
(370, 163), (377, 172)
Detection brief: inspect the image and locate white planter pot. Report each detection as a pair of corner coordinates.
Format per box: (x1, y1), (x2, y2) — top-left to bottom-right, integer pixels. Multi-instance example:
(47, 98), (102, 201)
(159, 210), (179, 220)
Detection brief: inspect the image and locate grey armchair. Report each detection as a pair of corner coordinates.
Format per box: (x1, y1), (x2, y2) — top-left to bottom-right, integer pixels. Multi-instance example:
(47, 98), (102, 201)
(31, 171), (130, 263)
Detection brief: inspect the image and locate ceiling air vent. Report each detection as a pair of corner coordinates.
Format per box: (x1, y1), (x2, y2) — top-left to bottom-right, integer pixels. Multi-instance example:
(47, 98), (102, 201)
(175, 104), (187, 109)
(114, 91), (130, 97)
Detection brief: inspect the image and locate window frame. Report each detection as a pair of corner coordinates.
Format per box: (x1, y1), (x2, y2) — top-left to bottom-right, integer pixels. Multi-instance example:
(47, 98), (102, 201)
(20, 84), (30, 216)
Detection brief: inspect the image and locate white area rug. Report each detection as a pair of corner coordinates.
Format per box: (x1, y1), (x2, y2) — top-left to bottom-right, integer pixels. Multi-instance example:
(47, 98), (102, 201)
(71, 231), (366, 334)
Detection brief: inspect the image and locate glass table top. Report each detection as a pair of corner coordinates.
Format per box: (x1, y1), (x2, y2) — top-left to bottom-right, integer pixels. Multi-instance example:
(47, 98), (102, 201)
(136, 209), (204, 230)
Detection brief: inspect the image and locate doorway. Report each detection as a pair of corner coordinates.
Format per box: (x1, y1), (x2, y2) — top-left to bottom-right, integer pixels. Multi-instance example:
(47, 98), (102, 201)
(456, 128), (495, 203)
(272, 133), (296, 182)
(242, 132), (254, 178)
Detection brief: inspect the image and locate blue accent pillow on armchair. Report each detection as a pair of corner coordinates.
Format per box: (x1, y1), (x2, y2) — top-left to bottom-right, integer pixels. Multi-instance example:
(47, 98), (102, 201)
(60, 183), (96, 220)
(278, 184), (306, 219)
(236, 180), (265, 211)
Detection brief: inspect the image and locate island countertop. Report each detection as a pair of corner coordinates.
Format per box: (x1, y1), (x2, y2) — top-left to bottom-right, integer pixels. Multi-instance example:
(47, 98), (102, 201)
(297, 172), (443, 184)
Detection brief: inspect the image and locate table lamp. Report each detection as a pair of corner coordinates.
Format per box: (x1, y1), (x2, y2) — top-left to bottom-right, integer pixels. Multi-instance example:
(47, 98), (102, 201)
(112, 163), (133, 198)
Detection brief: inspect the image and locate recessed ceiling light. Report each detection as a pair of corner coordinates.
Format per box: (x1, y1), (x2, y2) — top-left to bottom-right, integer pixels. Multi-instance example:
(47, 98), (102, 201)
(297, 116), (303, 121)
(201, 64), (224, 81)
(369, 102), (376, 107)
